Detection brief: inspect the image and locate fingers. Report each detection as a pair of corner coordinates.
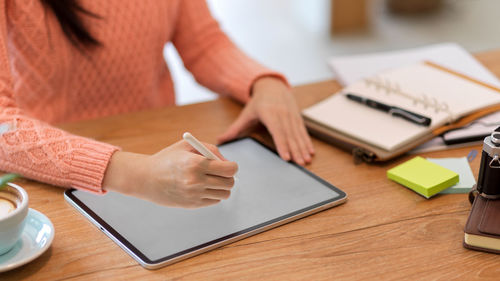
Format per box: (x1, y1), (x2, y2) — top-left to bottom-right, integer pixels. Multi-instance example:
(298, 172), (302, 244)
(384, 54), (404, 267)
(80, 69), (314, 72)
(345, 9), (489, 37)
(204, 159), (238, 178)
(287, 114), (313, 164)
(177, 137), (227, 160)
(183, 174), (235, 208)
(298, 118), (315, 155)
(204, 174), (235, 190)
(217, 107), (257, 144)
(147, 139), (239, 209)
(202, 188), (231, 200)
(282, 114), (307, 165)
(263, 109), (313, 166)
(245, 82), (314, 166)
(185, 175), (234, 207)
(193, 198), (221, 208)
(179, 140), (238, 178)
(200, 142), (227, 160)
(265, 118), (291, 161)
(177, 166), (235, 208)
(289, 117), (315, 165)
(280, 96), (314, 164)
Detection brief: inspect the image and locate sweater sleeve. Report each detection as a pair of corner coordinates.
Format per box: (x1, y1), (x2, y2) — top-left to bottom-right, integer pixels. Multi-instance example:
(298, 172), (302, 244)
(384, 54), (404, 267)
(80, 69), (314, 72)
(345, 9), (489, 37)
(171, 0), (289, 104)
(0, 4), (118, 193)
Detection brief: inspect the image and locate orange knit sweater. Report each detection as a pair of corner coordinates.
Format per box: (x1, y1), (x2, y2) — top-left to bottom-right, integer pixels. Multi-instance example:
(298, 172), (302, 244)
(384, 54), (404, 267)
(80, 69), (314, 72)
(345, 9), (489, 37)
(0, 0), (284, 193)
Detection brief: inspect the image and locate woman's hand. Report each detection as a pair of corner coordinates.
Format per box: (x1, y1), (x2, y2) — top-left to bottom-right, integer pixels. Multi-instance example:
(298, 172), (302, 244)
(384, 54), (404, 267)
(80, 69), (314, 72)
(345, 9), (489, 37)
(218, 77), (314, 165)
(103, 140), (238, 208)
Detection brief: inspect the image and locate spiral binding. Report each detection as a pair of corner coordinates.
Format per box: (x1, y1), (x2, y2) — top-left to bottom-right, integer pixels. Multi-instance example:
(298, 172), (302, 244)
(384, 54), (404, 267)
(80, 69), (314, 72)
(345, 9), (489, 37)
(363, 76), (455, 123)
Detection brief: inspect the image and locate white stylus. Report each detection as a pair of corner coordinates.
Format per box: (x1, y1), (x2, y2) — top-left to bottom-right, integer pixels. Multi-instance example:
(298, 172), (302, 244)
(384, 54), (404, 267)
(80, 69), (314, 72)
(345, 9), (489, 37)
(183, 132), (221, 160)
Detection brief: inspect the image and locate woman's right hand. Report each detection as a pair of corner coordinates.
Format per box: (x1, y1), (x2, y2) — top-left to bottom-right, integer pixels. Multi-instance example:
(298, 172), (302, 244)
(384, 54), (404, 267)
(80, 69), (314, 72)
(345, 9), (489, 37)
(102, 140), (238, 208)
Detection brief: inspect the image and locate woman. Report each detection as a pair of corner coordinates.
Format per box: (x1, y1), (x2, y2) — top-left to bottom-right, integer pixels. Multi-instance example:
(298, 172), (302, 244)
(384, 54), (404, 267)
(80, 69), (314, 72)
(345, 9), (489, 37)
(0, 0), (314, 208)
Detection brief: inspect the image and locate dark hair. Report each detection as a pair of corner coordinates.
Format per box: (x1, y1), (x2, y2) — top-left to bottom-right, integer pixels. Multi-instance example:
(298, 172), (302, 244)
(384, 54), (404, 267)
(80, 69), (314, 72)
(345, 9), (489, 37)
(41, 0), (101, 49)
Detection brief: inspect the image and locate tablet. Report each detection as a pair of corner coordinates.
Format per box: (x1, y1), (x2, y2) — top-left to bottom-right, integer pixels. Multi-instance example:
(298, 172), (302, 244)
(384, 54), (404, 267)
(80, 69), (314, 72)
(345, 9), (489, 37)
(64, 138), (347, 269)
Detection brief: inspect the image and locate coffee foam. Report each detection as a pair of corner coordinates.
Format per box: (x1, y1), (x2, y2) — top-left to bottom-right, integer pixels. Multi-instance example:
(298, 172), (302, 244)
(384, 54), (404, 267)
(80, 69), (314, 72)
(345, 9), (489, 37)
(0, 189), (20, 219)
(0, 198), (15, 219)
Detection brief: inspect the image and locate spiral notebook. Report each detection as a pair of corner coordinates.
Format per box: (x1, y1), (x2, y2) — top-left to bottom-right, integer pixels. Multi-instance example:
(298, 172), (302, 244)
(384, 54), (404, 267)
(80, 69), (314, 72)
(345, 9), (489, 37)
(303, 61), (500, 161)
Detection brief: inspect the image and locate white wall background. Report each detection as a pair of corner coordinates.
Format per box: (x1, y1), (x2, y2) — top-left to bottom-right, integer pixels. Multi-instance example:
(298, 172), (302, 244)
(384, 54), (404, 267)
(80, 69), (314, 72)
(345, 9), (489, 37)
(164, 0), (500, 105)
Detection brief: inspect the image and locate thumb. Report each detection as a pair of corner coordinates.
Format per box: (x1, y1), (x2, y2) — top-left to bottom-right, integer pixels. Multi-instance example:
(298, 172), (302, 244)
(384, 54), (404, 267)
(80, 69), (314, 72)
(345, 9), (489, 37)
(217, 108), (257, 144)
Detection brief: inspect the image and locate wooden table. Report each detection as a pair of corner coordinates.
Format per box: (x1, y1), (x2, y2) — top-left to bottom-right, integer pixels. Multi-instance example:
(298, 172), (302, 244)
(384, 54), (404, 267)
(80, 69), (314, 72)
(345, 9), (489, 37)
(5, 49), (500, 280)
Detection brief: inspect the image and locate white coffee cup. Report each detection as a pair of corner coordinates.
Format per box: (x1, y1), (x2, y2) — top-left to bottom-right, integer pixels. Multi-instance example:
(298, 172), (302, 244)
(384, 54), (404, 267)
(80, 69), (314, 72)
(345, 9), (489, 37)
(0, 182), (28, 255)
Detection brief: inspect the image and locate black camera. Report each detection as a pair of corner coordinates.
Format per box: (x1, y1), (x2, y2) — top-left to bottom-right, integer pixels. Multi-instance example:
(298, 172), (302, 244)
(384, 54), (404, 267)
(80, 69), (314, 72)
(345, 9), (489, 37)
(475, 127), (500, 199)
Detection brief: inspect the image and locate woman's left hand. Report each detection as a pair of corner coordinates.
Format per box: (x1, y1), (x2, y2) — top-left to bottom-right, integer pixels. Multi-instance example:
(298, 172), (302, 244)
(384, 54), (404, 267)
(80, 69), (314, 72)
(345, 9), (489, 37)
(217, 77), (314, 166)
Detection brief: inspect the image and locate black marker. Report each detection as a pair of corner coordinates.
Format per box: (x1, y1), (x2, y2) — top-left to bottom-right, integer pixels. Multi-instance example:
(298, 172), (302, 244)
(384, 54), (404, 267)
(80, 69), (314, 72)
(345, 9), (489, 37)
(345, 93), (432, 126)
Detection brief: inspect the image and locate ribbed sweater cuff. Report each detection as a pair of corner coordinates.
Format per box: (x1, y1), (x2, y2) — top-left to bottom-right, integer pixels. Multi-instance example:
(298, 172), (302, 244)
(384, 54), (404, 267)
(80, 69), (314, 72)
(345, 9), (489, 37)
(69, 141), (120, 194)
(236, 70), (290, 104)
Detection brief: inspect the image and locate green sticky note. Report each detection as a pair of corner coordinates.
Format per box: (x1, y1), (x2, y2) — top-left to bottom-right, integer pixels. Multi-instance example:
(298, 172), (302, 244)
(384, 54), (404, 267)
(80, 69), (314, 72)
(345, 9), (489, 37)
(387, 156), (459, 198)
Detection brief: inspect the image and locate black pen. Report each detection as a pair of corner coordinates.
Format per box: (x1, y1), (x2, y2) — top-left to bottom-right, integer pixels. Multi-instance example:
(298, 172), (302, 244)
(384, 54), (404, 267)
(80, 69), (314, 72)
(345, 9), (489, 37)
(345, 93), (432, 126)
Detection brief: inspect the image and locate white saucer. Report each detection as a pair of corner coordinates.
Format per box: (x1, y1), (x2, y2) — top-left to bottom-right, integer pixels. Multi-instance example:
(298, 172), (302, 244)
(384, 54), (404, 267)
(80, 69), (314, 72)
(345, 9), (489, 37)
(0, 208), (54, 272)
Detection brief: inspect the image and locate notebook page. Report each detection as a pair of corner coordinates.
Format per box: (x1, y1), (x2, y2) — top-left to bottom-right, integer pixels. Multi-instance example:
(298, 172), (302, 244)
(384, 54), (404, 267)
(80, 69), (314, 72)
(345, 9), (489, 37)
(303, 63), (500, 151)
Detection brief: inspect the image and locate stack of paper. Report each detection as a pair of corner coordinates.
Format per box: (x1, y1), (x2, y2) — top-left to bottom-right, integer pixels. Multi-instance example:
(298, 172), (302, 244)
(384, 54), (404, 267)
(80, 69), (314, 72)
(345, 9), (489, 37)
(328, 43), (500, 87)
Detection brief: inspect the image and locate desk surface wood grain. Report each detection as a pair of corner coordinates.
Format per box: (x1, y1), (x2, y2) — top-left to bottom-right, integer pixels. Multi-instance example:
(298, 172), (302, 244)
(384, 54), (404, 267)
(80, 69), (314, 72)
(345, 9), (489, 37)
(4, 50), (500, 280)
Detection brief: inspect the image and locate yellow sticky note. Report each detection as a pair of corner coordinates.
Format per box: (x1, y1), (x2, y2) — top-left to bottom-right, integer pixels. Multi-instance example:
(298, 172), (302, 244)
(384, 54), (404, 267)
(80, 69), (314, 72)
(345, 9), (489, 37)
(387, 156), (459, 198)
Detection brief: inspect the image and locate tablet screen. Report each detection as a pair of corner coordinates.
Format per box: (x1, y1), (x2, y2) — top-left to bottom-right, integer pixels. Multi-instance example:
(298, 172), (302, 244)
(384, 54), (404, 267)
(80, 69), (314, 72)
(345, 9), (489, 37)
(65, 138), (346, 267)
